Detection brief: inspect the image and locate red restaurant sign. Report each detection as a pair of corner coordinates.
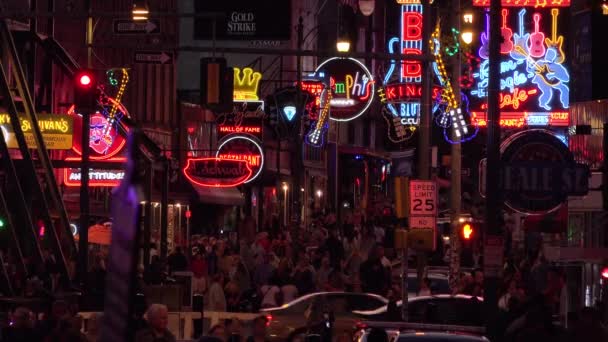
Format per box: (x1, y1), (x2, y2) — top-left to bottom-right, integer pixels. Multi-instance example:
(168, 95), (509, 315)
(183, 158), (252, 187)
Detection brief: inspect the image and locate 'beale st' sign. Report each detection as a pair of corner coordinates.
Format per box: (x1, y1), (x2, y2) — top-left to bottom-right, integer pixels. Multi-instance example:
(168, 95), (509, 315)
(499, 130), (589, 214)
(183, 158), (252, 187)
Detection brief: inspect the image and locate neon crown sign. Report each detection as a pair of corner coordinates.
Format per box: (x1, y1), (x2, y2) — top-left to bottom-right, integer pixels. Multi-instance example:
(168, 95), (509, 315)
(233, 67), (262, 101)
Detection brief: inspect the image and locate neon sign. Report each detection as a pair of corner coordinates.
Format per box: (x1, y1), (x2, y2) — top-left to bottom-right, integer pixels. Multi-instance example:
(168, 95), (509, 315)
(384, 83), (442, 102)
(472, 111), (569, 127)
(431, 23), (479, 144)
(473, 0), (570, 7)
(0, 113), (73, 150)
(306, 88), (332, 147)
(70, 98), (130, 161)
(378, 87), (416, 143)
(183, 158), (252, 188)
(470, 7), (570, 126)
(400, 4), (423, 82)
(381, 3), (424, 142)
(64, 168), (125, 187)
(216, 134), (264, 183)
(233, 67), (262, 101)
(314, 58), (374, 122)
(216, 116), (263, 141)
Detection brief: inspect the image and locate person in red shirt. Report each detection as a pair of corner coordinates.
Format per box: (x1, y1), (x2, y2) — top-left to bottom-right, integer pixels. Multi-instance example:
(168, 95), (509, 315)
(191, 252), (208, 294)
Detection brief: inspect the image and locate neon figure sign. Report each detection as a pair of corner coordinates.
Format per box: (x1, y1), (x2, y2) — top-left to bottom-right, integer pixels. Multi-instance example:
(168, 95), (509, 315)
(470, 7), (570, 125)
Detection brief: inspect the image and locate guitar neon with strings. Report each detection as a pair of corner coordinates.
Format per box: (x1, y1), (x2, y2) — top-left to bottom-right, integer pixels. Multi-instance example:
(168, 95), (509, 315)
(529, 13), (546, 58)
(431, 23), (470, 141)
(545, 8), (565, 64)
(101, 68), (129, 146)
(305, 89), (331, 147)
(510, 9), (530, 61)
(500, 9), (514, 54)
(479, 11), (490, 60)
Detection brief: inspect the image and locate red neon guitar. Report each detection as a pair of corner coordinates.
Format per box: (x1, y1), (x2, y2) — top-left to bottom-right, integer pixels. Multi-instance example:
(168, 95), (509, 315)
(500, 9), (514, 54)
(478, 11), (490, 59)
(529, 13), (546, 58)
(545, 8), (565, 63)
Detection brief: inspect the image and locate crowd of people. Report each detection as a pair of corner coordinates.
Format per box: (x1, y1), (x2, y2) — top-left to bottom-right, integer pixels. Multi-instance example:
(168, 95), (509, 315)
(149, 213), (401, 313)
(1, 210), (607, 341)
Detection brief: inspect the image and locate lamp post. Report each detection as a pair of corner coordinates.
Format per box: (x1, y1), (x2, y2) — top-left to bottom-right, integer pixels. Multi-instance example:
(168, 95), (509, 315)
(282, 183), (289, 227)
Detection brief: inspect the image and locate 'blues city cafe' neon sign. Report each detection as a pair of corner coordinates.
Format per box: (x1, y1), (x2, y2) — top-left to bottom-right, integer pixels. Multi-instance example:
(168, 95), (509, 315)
(469, 6), (570, 127)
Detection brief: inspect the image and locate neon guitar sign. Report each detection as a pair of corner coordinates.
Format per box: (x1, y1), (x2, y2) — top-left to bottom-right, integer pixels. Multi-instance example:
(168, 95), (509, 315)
(470, 6), (569, 121)
(305, 88), (331, 147)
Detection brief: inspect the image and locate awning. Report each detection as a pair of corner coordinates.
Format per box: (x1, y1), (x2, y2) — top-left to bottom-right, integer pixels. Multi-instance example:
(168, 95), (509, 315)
(193, 185), (245, 206)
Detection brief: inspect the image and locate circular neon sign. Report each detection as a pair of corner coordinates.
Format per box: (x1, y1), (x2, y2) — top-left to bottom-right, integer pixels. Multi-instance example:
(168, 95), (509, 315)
(314, 57), (375, 122)
(216, 134), (264, 184)
(70, 97), (130, 160)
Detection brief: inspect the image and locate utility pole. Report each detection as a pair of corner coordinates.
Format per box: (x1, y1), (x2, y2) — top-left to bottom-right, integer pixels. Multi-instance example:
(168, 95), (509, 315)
(484, 0), (503, 338)
(449, 0), (462, 290)
(79, 0), (93, 288)
(415, 0), (433, 285)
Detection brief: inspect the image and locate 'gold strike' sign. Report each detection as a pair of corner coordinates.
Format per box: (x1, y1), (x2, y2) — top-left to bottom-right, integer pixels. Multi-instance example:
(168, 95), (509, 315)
(0, 113), (74, 150)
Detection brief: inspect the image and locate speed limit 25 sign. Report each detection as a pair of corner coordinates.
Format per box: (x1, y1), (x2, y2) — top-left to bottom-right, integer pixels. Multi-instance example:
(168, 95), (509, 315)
(409, 180), (437, 216)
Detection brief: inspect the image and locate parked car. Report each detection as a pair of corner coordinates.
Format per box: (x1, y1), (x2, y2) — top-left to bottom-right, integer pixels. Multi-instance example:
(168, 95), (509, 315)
(356, 330), (489, 342)
(259, 291), (388, 341)
(353, 294), (484, 327)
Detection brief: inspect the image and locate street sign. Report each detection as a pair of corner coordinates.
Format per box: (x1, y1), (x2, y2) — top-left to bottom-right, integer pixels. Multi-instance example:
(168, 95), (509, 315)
(409, 216), (436, 229)
(133, 51), (173, 64)
(113, 20), (160, 34)
(409, 180), (437, 216)
(483, 236), (504, 277)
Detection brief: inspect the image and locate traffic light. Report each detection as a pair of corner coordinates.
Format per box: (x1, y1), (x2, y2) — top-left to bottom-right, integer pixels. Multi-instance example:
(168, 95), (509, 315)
(602, 266), (608, 280)
(200, 58), (233, 112)
(74, 69), (97, 112)
(461, 223), (474, 240)
(0, 217), (4, 229)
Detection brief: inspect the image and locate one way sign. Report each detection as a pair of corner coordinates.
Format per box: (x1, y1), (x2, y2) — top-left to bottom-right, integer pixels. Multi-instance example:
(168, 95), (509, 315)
(134, 51), (173, 64)
(113, 19), (160, 34)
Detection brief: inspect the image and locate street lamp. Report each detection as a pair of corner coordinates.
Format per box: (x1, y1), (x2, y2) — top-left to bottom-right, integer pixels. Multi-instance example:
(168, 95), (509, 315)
(336, 38), (351, 53)
(461, 11), (474, 45)
(316, 189), (323, 198)
(132, 1), (149, 21)
(282, 183), (289, 226)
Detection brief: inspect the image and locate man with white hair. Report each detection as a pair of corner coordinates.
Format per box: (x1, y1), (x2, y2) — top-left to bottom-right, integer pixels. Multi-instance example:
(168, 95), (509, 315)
(135, 304), (176, 342)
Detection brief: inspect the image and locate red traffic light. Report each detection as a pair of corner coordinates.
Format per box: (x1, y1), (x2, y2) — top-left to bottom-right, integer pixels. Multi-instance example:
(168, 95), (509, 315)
(462, 223), (473, 240)
(75, 70), (95, 88)
(79, 74), (92, 86)
(602, 267), (608, 279)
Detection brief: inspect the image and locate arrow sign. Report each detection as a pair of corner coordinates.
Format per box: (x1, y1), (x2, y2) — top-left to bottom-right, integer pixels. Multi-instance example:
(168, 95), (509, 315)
(113, 19), (160, 34)
(134, 51), (173, 64)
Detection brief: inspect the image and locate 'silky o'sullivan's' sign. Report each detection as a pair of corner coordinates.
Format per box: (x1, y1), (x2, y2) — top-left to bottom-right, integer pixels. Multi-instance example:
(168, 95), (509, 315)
(314, 57), (375, 122)
(183, 158), (252, 187)
(500, 130), (589, 214)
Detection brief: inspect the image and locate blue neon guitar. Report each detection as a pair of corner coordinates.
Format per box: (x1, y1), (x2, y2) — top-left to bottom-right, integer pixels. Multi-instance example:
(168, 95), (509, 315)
(478, 11), (490, 60)
(305, 89), (331, 147)
(510, 9), (530, 61)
